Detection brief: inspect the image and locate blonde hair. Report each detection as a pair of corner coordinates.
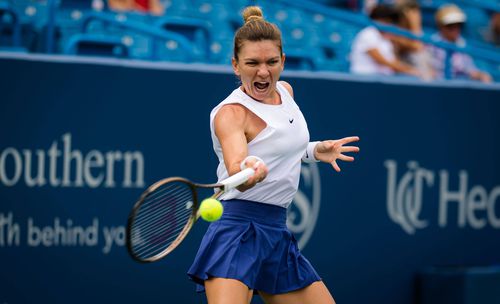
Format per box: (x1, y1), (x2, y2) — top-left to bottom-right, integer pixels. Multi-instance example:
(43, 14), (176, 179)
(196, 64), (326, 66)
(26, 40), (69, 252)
(233, 6), (282, 60)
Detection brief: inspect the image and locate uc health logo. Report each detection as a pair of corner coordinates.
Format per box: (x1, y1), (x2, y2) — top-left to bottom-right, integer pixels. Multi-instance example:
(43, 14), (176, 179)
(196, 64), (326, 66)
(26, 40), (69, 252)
(385, 160), (500, 234)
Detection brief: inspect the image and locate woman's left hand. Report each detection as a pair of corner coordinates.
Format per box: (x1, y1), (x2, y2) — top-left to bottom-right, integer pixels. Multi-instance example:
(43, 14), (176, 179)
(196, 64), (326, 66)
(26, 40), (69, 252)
(314, 136), (360, 172)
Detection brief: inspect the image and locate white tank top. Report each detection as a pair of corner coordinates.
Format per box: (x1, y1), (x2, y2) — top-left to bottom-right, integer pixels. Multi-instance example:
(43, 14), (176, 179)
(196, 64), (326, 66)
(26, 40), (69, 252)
(209, 82), (310, 208)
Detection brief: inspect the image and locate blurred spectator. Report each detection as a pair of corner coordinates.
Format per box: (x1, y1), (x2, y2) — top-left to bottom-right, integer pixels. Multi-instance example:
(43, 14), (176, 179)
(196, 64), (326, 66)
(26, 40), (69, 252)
(427, 4), (492, 83)
(350, 4), (420, 77)
(393, 0), (435, 79)
(108, 0), (164, 15)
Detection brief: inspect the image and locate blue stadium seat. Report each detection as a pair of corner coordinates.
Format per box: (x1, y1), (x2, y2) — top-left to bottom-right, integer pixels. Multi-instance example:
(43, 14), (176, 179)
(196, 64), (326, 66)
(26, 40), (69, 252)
(204, 0), (249, 12)
(78, 12), (154, 59)
(8, 0), (50, 29)
(313, 42), (349, 72)
(189, 0), (239, 43)
(54, 0), (93, 53)
(419, 0), (442, 30)
(56, 1), (155, 56)
(208, 37), (232, 64)
(190, 0), (230, 20)
(162, 0), (199, 18)
(284, 48), (317, 71)
(153, 37), (199, 62)
(306, 16), (361, 72)
(268, 5), (306, 26)
(64, 33), (130, 57)
(463, 7), (490, 42)
(321, 20), (360, 55)
(282, 23), (320, 49)
(155, 16), (211, 61)
(0, 1), (22, 47)
(2, 0), (51, 51)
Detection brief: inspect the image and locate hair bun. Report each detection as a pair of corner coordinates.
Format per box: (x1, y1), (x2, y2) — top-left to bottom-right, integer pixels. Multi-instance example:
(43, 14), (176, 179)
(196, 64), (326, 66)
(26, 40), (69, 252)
(243, 6), (264, 24)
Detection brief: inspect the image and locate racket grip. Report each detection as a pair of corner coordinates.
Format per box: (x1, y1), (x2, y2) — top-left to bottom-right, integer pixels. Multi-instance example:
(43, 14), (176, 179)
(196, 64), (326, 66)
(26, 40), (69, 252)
(221, 168), (255, 191)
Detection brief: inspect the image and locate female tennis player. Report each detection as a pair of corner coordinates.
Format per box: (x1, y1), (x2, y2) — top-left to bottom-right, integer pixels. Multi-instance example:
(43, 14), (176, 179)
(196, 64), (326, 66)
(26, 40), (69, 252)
(187, 6), (360, 304)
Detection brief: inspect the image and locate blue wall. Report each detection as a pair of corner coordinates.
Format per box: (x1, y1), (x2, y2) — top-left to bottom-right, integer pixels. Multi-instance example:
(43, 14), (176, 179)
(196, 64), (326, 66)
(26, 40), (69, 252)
(1, 54), (499, 304)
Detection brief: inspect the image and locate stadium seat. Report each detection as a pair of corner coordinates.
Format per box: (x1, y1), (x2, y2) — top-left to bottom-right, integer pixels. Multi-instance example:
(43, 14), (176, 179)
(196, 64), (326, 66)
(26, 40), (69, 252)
(8, 0), (50, 28)
(64, 33), (130, 58)
(284, 48), (317, 71)
(208, 38), (232, 64)
(1, 0), (51, 51)
(463, 7), (490, 42)
(155, 16), (211, 61)
(0, 1), (22, 47)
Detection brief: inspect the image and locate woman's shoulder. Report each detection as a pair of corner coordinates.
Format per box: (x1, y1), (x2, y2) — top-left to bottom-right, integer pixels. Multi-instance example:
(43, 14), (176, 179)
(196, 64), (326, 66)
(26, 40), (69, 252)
(217, 103), (248, 117)
(356, 26), (380, 39)
(278, 81), (294, 98)
(211, 88), (249, 119)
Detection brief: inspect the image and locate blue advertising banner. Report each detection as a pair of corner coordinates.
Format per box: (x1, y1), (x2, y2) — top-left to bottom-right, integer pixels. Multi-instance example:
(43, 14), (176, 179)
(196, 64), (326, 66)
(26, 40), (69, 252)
(1, 53), (499, 304)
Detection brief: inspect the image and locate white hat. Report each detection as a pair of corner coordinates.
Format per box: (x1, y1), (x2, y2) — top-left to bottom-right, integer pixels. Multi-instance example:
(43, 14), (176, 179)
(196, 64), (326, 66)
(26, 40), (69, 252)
(436, 4), (467, 25)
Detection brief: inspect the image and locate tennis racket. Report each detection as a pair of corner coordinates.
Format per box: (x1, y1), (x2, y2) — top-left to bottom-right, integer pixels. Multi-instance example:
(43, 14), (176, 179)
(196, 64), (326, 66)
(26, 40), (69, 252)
(126, 168), (255, 263)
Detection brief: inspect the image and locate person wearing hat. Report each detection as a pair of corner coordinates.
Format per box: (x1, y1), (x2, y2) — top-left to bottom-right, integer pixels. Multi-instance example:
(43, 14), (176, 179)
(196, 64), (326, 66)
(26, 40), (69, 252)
(427, 4), (492, 82)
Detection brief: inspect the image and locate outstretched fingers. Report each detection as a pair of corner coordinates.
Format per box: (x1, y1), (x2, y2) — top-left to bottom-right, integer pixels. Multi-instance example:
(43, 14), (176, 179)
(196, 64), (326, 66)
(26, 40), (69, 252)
(338, 154), (355, 162)
(331, 160), (341, 172)
(338, 136), (360, 145)
(342, 146), (360, 153)
(333, 137), (360, 172)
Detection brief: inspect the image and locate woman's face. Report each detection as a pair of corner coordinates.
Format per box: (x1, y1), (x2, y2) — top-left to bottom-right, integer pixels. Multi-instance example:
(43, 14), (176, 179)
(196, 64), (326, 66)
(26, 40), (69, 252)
(440, 23), (462, 42)
(232, 40), (285, 104)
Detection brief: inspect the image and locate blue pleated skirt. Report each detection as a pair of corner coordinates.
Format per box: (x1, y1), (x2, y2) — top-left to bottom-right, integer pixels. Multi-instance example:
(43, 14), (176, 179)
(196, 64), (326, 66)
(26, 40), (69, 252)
(187, 199), (321, 294)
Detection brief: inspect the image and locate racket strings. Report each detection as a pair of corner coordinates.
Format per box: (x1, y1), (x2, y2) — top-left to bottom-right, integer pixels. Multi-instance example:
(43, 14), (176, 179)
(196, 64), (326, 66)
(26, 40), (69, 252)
(129, 181), (195, 260)
(131, 203), (192, 255)
(131, 183), (191, 229)
(131, 199), (186, 244)
(131, 197), (191, 243)
(131, 186), (193, 258)
(133, 218), (191, 257)
(131, 184), (193, 243)
(131, 204), (191, 252)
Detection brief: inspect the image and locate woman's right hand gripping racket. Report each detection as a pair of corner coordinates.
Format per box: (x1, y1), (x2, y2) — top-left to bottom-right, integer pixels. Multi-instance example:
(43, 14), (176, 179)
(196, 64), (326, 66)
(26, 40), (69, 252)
(126, 168), (255, 263)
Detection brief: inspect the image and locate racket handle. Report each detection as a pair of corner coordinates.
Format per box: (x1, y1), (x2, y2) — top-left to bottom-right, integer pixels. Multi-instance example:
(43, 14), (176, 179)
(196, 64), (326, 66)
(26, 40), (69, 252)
(221, 168), (255, 191)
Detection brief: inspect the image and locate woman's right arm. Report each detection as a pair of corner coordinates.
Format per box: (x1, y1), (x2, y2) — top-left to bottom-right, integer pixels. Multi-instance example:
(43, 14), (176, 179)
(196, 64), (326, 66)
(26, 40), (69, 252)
(214, 104), (267, 191)
(367, 48), (420, 76)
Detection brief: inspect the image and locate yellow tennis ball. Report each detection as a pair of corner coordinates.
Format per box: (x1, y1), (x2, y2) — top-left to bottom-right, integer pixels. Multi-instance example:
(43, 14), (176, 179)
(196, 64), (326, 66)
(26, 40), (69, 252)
(199, 198), (223, 222)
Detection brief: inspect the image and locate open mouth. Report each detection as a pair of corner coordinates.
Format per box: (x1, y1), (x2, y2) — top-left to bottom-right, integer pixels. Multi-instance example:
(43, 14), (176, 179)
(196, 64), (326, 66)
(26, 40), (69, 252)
(254, 81), (270, 92)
